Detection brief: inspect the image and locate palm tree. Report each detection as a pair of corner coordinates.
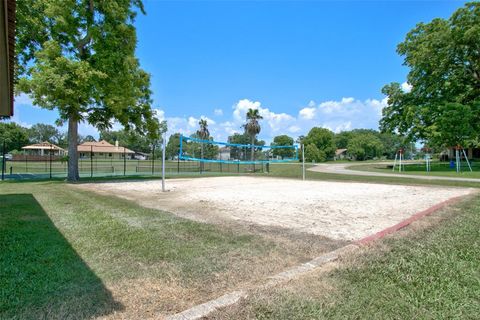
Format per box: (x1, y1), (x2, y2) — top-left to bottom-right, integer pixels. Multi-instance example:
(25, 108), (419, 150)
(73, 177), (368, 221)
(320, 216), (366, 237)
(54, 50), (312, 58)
(196, 119), (209, 170)
(243, 108), (263, 162)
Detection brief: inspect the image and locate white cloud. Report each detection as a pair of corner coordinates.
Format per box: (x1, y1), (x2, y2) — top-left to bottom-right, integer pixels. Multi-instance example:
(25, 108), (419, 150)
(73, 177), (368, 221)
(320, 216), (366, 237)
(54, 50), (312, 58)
(214, 108), (223, 116)
(401, 81), (412, 93)
(153, 108), (165, 121)
(288, 125), (301, 133)
(160, 96), (387, 144)
(299, 107), (316, 120)
(8, 94), (388, 146)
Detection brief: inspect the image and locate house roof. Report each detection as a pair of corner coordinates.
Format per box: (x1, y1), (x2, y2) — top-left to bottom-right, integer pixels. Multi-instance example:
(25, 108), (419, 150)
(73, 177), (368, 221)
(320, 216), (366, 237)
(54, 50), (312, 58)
(77, 140), (135, 154)
(335, 148), (348, 156)
(22, 142), (66, 151)
(0, 0), (15, 117)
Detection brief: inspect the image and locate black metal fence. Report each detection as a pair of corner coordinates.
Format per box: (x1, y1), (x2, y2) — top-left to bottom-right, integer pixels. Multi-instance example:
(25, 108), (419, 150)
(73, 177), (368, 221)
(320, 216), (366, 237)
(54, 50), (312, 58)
(0, 153), (269, 180)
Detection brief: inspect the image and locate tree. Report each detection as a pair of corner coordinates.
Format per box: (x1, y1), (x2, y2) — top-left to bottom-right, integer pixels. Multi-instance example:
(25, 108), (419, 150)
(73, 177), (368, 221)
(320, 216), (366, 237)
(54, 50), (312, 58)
(304, 127), (336, 160)
(100, 129), (152, 153)
(243, 109), (263, 161)
(347, 133), (384, 160)
(0, 123), (29, 153)
(16, 0), (160, 181)
(272, 135), (294, 159)
(196, 119), (210, 162)
(380, 2), (480, 148)
(304, 144), (326, 162)
(81, 135), (97, 143)
(228, 133), (264, 160)
(166, 133), (181, 160)
(334, 131), (353, 149)
(28, 123), (62, 144)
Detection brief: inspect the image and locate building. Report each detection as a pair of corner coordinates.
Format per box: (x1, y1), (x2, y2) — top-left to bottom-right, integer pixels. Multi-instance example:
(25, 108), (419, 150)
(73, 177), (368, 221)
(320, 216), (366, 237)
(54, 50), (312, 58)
(0, 0), (15, 117)
(334, 148), (348, 160)
(78, 140), (135, 159)
(218, 147), (231, 161)
(134, 152), (149, 160)
(21, 142), (66, 157)
(445, 147), (480, 160)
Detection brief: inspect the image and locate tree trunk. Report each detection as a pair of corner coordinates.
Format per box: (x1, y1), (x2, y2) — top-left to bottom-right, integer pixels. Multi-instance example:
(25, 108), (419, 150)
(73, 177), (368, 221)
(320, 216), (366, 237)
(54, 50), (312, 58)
(251, 136), (255, 161)
(200, 144), (204, 172)
(67, 115), (80, 182)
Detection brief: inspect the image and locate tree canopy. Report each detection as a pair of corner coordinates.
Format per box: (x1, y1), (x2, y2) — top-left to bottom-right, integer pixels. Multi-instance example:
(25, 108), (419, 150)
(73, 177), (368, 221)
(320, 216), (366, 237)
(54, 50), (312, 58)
(0, 123), (29, 153)
(28, 123), (63, 145)
(380, 2), (480, 148)
(272, 135), (295, 159)
(16, 0), (159, 181)
(304, 127), (336, 160)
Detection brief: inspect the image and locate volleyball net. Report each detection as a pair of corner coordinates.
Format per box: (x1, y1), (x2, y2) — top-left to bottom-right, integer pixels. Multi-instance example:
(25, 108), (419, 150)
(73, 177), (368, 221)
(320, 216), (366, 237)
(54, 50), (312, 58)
(179, 135), (299, 164)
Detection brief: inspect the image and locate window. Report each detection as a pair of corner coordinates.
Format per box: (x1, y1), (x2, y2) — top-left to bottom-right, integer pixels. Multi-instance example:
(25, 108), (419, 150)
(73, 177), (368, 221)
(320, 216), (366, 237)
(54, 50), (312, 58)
(109, 153), (112, 157)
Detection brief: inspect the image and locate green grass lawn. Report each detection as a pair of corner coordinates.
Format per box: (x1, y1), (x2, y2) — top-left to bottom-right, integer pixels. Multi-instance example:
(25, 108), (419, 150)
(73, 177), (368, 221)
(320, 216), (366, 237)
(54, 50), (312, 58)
(212, 194), (480, 319)
(0, 181), (342, 319)
(348, 161), (480, 179)
(266, 163), (480, 188)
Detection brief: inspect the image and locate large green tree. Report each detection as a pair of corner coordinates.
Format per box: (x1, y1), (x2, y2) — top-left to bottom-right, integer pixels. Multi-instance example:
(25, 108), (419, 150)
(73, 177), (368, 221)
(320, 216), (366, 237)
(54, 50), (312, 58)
(166, 133), (181, 160)
(380, 2), (480, 148)
(228, 133), (265, 161)
(16, 0), (159, 181)
(28, 123), (63, 145)
(272, 135), (295, 159)
(347, 133), (384, 161)
(0, 123), (29, 153)
(304, 127), (336, 160)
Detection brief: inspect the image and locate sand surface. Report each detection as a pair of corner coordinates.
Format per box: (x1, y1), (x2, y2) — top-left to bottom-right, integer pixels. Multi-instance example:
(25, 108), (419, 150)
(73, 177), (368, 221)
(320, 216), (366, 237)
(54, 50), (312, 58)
(76, 176), (473, 241)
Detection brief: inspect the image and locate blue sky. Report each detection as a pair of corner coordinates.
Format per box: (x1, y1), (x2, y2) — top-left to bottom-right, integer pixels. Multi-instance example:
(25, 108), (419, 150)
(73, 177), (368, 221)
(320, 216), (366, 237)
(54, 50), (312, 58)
(10, 0), (467, 142)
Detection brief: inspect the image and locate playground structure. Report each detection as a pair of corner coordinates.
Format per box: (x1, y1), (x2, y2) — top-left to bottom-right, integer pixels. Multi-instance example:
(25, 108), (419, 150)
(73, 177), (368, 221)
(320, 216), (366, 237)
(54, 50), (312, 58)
(453, 145), (473, 173)
(392, 148), (405, 172)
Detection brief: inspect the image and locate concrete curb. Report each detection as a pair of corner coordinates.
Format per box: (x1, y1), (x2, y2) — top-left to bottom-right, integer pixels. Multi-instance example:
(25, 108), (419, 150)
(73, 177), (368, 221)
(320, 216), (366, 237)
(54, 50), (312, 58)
(165, 244), (359, 320)
(356, 195), (465, 245)
(166, 194), (468, 320)
(166, 290), (247, 320)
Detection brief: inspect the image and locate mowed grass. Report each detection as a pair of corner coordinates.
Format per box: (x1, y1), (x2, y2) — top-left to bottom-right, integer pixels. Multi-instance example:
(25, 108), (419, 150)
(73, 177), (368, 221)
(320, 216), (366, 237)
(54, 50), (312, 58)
(211, 194), (480, 319)
(266, 163), (480, 188)
(348, 162), (480, 179)
(0, 181), (342, 319)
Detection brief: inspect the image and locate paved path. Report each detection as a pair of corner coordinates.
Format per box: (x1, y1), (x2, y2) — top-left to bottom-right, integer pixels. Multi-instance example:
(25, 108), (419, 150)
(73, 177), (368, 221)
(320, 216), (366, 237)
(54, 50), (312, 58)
(309, 162), (480, 183)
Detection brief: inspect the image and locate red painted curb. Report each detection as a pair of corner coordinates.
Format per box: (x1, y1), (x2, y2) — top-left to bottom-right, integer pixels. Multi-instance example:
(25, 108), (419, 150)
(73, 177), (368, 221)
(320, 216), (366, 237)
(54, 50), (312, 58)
(356, 195), (465, 245)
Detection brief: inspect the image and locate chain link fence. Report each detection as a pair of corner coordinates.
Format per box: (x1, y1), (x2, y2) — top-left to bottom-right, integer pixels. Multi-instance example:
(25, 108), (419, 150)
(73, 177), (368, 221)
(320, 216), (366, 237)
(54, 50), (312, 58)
(0, 140), (270, 181)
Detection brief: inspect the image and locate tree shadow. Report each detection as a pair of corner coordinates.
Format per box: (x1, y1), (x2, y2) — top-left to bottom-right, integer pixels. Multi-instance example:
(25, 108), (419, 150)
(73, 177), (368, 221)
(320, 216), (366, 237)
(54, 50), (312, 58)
(0, 194), (123, 319)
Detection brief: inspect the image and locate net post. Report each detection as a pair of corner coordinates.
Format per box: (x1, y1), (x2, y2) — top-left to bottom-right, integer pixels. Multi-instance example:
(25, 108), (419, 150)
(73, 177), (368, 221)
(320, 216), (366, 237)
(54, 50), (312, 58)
(90, 145), (93, 178)
(162, 132), (166, 192)
(123, 148), (126, 176)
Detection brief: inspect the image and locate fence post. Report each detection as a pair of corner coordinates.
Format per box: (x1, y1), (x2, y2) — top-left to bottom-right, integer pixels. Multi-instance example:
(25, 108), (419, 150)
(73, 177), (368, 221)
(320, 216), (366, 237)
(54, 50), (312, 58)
(237, 162), (240, 173)
(152, 144), (155, 175)
(90, 145), (93, 178)
(123, 148), (126, 176)
(49, 144), (52, 179)
(1, 140), (5, 181)
(177, 156), (180, 174)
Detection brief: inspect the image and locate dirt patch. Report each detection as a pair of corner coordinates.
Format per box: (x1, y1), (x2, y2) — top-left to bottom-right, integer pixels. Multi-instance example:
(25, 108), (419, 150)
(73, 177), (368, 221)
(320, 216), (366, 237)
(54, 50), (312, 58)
(76, 176), (473, 241)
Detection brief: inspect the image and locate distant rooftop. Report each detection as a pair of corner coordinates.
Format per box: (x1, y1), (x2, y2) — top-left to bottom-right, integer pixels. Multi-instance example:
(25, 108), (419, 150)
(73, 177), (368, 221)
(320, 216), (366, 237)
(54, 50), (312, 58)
(78, 140), (134, 154)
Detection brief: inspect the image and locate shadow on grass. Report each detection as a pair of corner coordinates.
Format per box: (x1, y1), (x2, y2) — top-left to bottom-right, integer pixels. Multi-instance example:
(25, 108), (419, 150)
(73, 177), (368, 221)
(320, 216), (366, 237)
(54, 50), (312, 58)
(0, 194), (123, 319)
